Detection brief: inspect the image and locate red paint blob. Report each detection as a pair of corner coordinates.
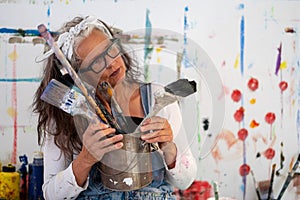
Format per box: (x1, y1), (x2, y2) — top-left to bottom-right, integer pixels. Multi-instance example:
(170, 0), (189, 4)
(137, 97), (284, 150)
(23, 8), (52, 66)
(238, 128), (248, 141)
(234, 107), (245, 122)
(264, 148), (275, 160)
(265, 112), (276, 124)
(239, 164), (251, 176)
(231, 89), (242, 102)
(279, 81), (288, 91)
(248, 77), (259, 91)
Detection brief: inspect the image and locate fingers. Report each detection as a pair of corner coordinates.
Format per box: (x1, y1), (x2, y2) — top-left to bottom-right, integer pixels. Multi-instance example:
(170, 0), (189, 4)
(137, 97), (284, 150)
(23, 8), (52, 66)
(82, 118), (124, 161)
(140, 116), (167, 132)
(140, 116), (173, 143)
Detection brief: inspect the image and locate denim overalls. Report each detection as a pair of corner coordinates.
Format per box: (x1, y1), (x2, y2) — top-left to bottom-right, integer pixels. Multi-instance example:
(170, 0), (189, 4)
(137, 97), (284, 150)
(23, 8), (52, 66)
(77, 84), (176, 199)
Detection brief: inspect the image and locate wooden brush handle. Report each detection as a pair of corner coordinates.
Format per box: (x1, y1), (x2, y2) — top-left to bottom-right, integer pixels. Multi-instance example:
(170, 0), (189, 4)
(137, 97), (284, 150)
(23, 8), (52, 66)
(37, 24), (108, 124)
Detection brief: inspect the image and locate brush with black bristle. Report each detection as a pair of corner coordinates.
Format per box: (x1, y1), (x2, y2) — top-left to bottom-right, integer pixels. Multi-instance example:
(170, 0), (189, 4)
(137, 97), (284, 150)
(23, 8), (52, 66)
(164, 78), (197, 97)
(133, 78), (197, 134)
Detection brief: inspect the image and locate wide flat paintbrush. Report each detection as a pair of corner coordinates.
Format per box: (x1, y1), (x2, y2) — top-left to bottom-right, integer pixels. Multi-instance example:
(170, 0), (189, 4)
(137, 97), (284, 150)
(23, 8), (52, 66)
(41, 78), (96, 120)
(41, 78), (126, 134)
(133, 78), (197, 134)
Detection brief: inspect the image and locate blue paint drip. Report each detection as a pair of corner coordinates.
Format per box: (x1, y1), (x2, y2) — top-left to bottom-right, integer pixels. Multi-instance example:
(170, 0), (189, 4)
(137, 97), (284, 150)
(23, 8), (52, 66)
(238, 3), (244, 10)
(0, 28), (40, 36)
(0, 78), (40, 82)
(183, 6), (190, 68)
(0, 28), (57, 36)
(144, 9), (152, 61)
(47, 4), (51, 30)
(143, 9), (152, 81)
(240, 15), (245, 76)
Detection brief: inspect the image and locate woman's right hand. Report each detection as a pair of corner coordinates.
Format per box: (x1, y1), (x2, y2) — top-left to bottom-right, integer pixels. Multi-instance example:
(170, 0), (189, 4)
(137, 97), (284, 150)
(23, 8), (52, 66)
(81, 117), (124, 166)
(72, 118), (123, 187)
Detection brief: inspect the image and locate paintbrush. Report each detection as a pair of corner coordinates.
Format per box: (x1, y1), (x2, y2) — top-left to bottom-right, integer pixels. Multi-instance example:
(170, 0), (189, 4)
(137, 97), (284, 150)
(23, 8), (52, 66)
(277, 153), (300, 200)
(41, 79), (96, 120)
(212, 181), (219, 200)
(41, 78), (126, 134)
(250, 170), (262, 200)
(267, 163), (276, 200)
(133, 78), (197, 134)
(97, 81), (129, 131)
(37, 24), (108, 125)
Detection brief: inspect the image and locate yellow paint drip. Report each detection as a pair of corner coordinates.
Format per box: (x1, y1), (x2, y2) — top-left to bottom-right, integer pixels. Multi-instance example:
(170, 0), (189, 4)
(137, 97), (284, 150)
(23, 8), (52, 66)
(280, 61), (287, 70)
(6, 107), (17, 118)
(234, 54), (239, 69)
(156, 47), (162, 53)
(8, 50), (18, 61)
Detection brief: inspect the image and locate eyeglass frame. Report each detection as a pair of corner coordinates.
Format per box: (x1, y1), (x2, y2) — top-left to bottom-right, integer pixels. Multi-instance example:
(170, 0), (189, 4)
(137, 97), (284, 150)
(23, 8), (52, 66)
(78, 38), (121, 74)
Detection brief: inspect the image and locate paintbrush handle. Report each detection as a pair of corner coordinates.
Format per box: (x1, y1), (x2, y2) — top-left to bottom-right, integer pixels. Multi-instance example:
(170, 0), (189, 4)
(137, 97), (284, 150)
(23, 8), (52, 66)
(250, 170), (262, 200)
(37, 24), (108, 124)
(277, 154), (300, 200)
(267, 163), (276, 200)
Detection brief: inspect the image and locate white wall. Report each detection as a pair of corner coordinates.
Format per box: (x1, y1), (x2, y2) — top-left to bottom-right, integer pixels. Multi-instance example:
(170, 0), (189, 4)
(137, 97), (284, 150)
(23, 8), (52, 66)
(0, 0), (300, 199)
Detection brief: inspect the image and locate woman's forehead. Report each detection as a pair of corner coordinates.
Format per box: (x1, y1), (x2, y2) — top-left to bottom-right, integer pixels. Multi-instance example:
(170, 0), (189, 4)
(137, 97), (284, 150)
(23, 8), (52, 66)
(76, 29), (111, 60)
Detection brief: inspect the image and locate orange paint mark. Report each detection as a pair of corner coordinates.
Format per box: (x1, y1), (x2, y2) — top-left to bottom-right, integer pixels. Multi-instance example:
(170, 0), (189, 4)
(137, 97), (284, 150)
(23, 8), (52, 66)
(250, 119), (259, 128)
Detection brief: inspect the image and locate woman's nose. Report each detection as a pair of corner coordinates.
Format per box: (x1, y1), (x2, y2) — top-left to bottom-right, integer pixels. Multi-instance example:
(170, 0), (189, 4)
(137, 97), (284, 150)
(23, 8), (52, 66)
(105, 57), (118, 70)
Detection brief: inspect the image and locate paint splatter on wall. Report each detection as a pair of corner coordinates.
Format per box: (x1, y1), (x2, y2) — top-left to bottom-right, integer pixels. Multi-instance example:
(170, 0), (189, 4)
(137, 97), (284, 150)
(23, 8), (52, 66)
(0, 1), (299, 199)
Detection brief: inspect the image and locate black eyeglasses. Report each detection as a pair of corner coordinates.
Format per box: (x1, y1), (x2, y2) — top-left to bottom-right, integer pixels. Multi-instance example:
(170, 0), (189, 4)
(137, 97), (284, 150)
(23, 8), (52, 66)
(79, 38), (121, 74)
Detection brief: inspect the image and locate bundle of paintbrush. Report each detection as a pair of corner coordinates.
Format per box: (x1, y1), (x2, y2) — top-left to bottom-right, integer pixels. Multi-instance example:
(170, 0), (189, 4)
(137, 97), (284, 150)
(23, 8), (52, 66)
(41, 78), (126, 134)
(277, 153), (300, 200)
(97, 81), (129, 133)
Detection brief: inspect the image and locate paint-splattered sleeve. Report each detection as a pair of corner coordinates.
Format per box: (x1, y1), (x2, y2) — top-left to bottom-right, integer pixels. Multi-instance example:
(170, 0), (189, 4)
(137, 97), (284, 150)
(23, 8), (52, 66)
(157, 101), (197, 190)
(42, 134), (88, 199)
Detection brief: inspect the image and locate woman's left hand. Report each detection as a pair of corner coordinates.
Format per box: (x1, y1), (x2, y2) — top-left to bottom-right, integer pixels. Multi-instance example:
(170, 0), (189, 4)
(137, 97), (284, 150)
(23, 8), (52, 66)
(140, 116), (173, 145)
(140, 116), (177, 168)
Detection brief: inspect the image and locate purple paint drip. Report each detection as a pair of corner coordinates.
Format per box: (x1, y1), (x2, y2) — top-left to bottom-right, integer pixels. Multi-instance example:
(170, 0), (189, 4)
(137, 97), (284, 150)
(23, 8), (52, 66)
(275, 42), (282, 75)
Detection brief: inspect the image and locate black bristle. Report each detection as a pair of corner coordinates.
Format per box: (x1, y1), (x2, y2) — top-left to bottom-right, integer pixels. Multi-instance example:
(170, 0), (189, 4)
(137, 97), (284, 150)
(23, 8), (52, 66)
(57, 74), (74, 88)
(164, 79), (197, 97)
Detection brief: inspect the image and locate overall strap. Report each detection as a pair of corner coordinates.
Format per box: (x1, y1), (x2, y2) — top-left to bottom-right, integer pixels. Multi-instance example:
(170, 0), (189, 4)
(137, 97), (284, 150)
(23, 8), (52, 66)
(140, 83), (152, 116)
